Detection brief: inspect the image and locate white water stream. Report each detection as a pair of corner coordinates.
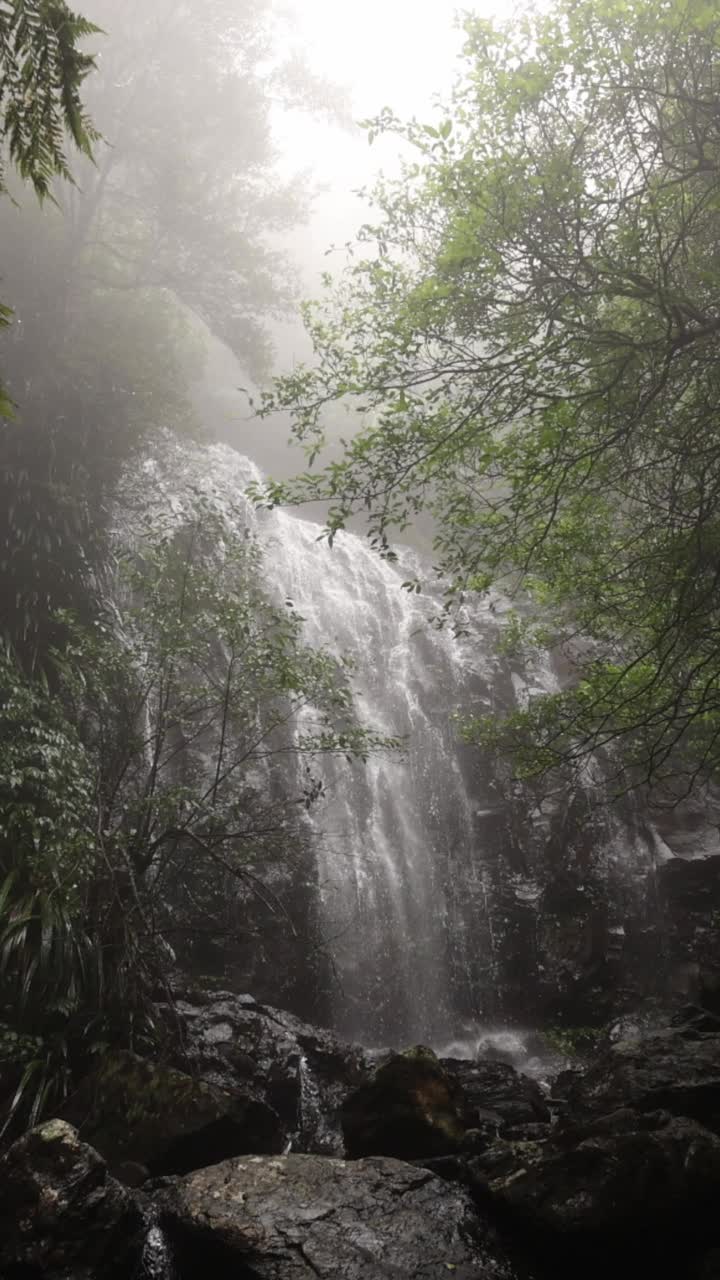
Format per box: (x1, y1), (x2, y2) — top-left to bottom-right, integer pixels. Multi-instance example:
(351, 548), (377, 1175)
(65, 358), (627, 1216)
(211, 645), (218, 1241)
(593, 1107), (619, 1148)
(134, 439), (565, 1042)
(132, 438), (709, 1045)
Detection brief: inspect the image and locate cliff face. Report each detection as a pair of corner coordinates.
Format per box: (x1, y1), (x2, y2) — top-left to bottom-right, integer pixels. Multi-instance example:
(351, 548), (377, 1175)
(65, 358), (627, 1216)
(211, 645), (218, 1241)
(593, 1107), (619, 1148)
(123, 440), (720, 1041)
(447, 787), (720, 1031)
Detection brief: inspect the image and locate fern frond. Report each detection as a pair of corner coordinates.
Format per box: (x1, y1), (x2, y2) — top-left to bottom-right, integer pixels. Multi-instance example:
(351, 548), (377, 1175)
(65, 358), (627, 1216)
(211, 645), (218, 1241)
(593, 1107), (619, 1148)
(0, 0), (102, 197)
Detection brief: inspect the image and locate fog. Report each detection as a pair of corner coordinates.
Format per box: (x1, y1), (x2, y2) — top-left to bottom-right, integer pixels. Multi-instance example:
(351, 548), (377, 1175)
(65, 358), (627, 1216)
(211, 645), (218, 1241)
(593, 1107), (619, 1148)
(0, 0), (514, 591)
(184, 0), (507, 481)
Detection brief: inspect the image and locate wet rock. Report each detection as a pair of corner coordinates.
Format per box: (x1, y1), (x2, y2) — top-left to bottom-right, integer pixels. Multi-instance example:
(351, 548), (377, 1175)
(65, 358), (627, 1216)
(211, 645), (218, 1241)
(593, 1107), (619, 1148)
(156, 1151), (532, 1278)
(172, 988), (365, 1154)
(476, 1034), (522, 1066)
(462, 1117), (503, 1150)
(503, 1122), (554, 1143)
(565, 1021), (720, 1132)
(670, 1004), (720, 1036)
(490, 1110), (720, 1247)
(0, 1118), (142, 1278)
(441, 1057), (551, 1131)
(471, 1137), (549, 1186)
(137, 1217), (178, 1280)
(604, 1003), (671, 1046)
(659, 855), (720, 1002)
(342, 1045), (466, 1159)
(62, 1049), (284, 1178)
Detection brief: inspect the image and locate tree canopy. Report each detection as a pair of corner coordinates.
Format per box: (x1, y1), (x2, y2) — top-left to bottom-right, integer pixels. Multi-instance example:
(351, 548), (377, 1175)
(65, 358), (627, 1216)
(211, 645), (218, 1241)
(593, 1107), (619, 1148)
(260, 0), (720, 804)
(0, 0), (345, 664)
(0, 489), (389, 1130)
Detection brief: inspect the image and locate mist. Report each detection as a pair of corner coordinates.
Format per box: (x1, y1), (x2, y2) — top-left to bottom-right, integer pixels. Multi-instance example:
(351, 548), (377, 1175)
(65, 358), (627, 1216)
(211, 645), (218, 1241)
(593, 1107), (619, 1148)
(192, 0), (474, 482)
(5, 5), (720, 1276)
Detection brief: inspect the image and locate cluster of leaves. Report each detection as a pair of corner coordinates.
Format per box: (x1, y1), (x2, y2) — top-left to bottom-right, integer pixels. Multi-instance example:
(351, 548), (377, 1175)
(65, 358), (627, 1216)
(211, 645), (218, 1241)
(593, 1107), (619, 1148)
(0, 0), (103, 657)
(0, 499), (388, 1133)
(259, 0), (720, 804)
(0, 0), (100, 422)
(0, 643), (99, 1132)
(0, 646), (95, 1012)
(0, 0), (99, 198)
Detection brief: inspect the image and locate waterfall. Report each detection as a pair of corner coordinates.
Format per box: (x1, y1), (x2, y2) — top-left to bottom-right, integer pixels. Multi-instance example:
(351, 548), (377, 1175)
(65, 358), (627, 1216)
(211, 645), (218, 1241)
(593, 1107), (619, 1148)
(135, 1216), (175, 1280)
(275, 518), (482, 1044)
(134, 439), (554, 1043)
(130, 438), (719, 1046)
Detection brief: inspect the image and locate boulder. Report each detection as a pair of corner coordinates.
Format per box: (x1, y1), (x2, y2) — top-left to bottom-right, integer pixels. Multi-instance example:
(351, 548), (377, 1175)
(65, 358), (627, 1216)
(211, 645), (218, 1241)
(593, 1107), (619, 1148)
(468, 1136), (549, 1188)
(658, 855), (720, 1008)
(0, 1118), (142, 1278)
(488, 1109), (720, 1254)
(565, 1022), (720, 1132)
(342, 1045), (466, 1159)
(156, 1151), (533, 1279)
(172, 988), (365, 1154)
(62, 1049), (284, 1179)
(441, 1057), (551, 1131)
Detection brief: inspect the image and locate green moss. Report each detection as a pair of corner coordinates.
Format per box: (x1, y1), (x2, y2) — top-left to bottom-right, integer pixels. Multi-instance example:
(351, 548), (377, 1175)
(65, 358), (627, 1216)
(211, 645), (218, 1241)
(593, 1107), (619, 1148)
(38, 1118), (76, 1143)
(543, 1026), (604, 1058)
(66, 1051), (235, 1165)
(400, 1045), (441, 1064)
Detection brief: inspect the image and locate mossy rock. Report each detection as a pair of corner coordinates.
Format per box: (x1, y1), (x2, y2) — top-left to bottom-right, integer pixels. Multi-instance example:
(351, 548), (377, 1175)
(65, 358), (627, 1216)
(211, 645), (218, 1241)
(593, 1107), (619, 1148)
(342, 1044), (466, 1160)
(61, 1050), (284, 1178)
(0, 1119), (143, 1277)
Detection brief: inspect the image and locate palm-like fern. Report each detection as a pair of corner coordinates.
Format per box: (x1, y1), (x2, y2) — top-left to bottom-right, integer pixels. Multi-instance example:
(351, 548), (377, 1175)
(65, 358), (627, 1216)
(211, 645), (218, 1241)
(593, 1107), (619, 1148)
(0, 875), (83, 1134)
(0, 1), (100, 420)
(0, 0), (101, 199)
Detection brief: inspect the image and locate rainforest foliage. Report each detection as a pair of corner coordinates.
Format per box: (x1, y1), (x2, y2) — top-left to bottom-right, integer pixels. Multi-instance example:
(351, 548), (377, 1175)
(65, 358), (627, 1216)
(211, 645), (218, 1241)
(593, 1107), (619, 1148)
(0, 0), (99, 198)
(0, 497), (385, 1131)
(0, 1), (367, 1130)
(0, 0), (346, 664)
(0, 0), (100, 419)
(262, 0), (720, 803)
(5, 0), (720, 1134)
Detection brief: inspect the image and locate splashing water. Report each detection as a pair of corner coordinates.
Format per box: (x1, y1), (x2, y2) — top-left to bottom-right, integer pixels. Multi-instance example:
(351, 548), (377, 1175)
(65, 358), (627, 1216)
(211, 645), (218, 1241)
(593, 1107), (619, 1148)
(126, 439), (677, 1046)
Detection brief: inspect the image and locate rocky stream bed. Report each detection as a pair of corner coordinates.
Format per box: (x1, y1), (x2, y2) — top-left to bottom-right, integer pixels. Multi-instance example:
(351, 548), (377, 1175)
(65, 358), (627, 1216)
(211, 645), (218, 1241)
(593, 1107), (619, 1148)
(4, 989), (720, 1279)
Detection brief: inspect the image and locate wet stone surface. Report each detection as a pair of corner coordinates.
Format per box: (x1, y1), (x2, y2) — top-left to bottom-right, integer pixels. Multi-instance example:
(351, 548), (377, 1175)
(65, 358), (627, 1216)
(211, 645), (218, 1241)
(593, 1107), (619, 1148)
(155, 1152), (533, 1280)
(0, 1119), (142, 1279)
(563, 1018), (720, 1132)
(169, 988), (367, 1155)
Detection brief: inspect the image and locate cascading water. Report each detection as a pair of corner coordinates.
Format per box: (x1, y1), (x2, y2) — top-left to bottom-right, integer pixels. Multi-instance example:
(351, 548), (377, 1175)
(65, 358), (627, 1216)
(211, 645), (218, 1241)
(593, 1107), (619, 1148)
(139, 438), (526, 1042)
(132, 438), (715, 1047)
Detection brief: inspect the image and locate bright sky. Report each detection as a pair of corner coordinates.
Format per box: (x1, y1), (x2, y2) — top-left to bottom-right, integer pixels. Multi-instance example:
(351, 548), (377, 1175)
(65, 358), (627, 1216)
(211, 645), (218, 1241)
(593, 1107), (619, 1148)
(267, 0), (516, 363)
(287, 0), (467, 117)
(290, 0), (523, 114)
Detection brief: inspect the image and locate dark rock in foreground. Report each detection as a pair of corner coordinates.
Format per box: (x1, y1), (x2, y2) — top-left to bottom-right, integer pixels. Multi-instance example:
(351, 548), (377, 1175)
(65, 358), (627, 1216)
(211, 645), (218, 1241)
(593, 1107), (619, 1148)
(342, 1045), (466, 1159)
(0, 1118), (142, 1278)
(441, 1057), (551, 1133)
(172, 987), (366, 1154)
(156, 1151), (530, 1279)
(490, 1110), (720, 1243)
(564, 1020), (720, 1132)
(62, 1049), (284, 1179)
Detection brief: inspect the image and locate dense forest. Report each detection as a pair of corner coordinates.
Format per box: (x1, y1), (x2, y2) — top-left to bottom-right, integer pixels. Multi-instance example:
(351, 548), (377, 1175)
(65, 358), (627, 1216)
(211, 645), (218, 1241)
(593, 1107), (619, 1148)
(3, 3), (720, 1279)
(0, 0), (383, 1127)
